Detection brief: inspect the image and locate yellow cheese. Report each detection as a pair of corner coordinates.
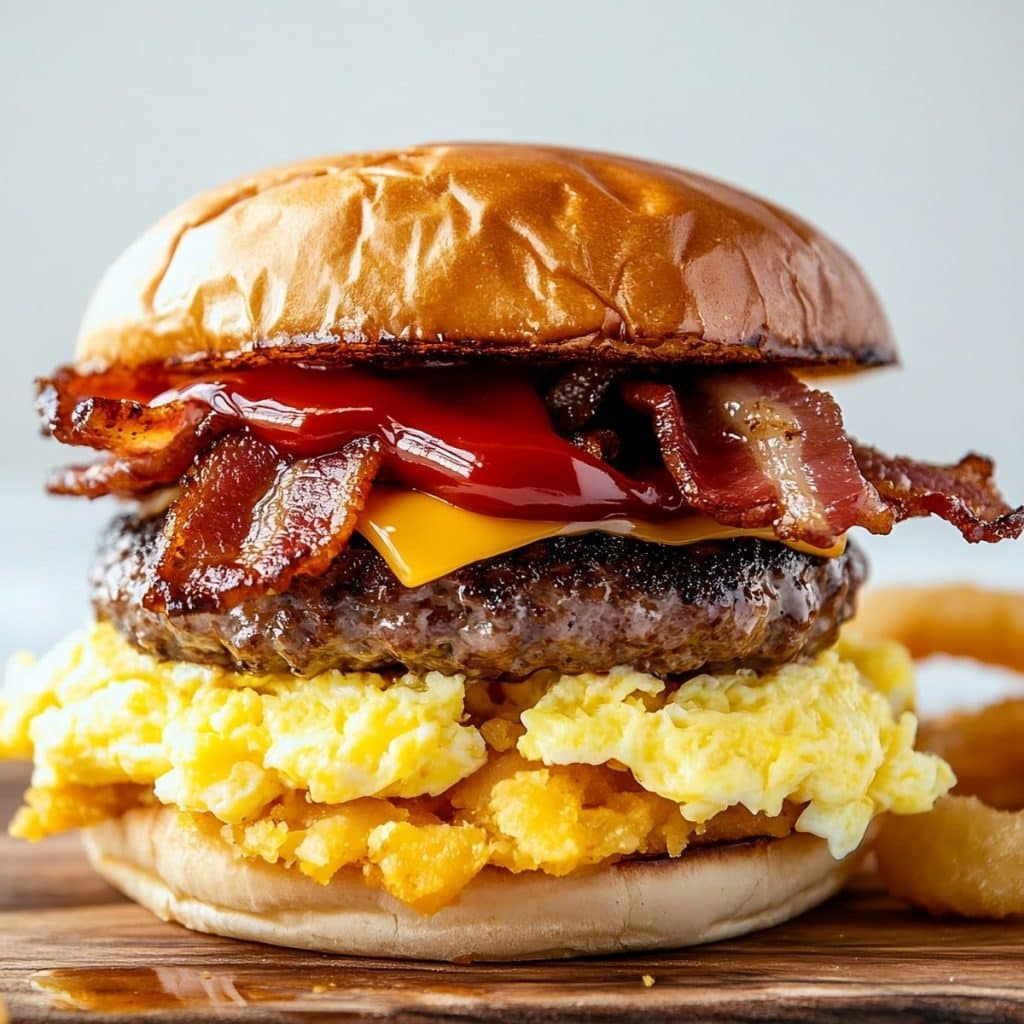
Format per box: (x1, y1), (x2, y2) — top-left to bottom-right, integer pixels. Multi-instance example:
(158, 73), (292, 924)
(355, 489), (846, 588)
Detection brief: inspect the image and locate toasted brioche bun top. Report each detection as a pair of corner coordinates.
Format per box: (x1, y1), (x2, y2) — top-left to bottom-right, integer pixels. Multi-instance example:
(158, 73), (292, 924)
(76, 143), (895, 372)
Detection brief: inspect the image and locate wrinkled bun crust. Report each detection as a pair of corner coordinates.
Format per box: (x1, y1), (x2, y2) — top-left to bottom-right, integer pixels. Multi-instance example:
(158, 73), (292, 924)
(84, 806), (871, 961)
(76, 144), (895, 372)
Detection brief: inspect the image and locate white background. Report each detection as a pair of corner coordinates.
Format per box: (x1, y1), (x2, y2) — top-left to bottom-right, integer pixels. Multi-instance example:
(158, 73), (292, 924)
(1, 1), (1021, 703)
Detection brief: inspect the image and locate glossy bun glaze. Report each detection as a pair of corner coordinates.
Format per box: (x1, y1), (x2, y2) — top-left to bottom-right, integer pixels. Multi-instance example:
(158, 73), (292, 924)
(76, 144), (895, 371)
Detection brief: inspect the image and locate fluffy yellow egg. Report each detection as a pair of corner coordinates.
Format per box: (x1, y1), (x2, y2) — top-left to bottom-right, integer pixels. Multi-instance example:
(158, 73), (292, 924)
(0, 622), (953, 911)
(1, 623), (486, 828)
(519, 636), (951, 858)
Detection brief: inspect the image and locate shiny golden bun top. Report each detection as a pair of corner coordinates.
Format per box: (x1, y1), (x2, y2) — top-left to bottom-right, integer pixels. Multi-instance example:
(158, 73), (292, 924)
(75, 144), (895, 371)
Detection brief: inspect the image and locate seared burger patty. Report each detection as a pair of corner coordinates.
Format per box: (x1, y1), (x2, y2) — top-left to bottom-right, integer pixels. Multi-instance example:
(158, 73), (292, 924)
(92, 513), (866, 679)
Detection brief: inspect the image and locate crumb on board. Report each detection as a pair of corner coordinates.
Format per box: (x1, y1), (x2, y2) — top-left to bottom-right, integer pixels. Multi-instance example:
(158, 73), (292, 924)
(641, 974), (655, 988)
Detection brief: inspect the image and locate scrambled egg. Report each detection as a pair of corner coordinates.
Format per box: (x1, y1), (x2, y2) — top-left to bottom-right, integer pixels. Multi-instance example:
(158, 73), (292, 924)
(519, 637), (948, 858)
(0, 623), (954, 911)
(0, 624), (485, 831)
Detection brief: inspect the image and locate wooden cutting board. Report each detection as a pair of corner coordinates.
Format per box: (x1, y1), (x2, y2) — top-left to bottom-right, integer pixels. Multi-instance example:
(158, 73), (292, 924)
(2, 761), (1022, 1023)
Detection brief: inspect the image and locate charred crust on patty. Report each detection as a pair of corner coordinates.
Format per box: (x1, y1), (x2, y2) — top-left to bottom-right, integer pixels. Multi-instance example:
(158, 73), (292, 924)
(92, 513), (866, 680)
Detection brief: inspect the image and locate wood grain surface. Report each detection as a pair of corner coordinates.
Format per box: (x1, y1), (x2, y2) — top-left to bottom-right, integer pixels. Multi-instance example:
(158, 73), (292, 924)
(2, 761), (1023, 1023)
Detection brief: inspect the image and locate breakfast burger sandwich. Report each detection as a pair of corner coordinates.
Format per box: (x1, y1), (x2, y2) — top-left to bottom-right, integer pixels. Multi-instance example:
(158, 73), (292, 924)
(2, 144), (1021, 961)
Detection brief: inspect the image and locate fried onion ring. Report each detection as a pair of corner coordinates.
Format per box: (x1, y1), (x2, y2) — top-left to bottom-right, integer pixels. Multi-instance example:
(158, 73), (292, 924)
(854, 585), (1024, 673)
(873, 796), (1024, 918)
(919, 699), (1024, 810)
(856, 585), (1024, 918)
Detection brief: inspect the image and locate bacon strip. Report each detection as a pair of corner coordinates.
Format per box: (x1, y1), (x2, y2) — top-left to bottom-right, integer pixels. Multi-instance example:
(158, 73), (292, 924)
(37, 363), (1022, 610)
(45, 404), (233, 498)
(625, 369), (1022, 548)
(36, 366), (163, 421)
(624, 371), (893, 548)
(853, 444), (1024, 543)
(42, 393), (199, 455)
(149, 433), (382, 614)
(38, 376), (231, 497)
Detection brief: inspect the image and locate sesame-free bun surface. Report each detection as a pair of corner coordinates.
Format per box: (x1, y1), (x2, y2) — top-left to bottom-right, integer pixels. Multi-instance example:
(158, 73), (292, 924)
(76, 144), (895, 373)
(84, 805), (872, 962)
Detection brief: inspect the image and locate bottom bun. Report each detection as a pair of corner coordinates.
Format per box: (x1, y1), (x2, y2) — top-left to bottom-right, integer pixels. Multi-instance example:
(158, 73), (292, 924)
(84, 806), (873, 961)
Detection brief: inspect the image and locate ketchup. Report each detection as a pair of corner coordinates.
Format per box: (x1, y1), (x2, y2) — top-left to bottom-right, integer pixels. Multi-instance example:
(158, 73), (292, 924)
(150, 365), (683, 521)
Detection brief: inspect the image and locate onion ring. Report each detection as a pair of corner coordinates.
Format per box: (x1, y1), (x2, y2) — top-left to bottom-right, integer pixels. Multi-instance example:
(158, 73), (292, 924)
(853, 585), (1024, 673)
(855, 586), (1024, 918)
(873, 795), (1024, 918)
(919, 698), (1024, 810)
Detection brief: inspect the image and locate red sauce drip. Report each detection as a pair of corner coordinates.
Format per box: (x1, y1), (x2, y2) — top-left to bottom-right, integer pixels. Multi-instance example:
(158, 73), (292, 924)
(149, 366), (684, 520)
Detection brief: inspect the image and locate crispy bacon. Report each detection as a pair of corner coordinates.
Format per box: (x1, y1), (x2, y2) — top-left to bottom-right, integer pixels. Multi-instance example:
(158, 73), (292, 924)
(36, 366), (162, 422)
(42, 393), (198, 455)
(853, 444), (1024, 543)
(45, 403), (232, 498)
(36, 363), (1021, 613)
(624, 371), (893, 548)
(149, 432), (382, 614)
(37, 375), (231, 498)
(624, 370), (1022, 548)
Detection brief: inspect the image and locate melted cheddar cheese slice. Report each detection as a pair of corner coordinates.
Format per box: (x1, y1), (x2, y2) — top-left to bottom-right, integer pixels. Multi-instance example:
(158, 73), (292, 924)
(355, 489), (846, 588)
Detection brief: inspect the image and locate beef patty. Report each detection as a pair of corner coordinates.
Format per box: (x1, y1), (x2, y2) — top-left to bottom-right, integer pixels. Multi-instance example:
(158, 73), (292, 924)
(92, 513), (866, 679)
